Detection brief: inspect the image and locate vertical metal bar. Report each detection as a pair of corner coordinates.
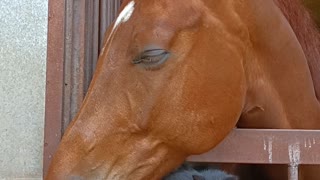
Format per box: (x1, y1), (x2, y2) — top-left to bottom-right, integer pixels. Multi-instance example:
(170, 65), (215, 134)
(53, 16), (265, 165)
(63, 0), (74, 132)
(99, 0), (121, 50)
(71, 0), (86, 122)
(288, 165), (299, 180)
(62, 0), (87, 132)
(84, 0), (100, 92)
(99, 0), (108, 49)
(91, 0), (100, 71)
(43, 0), (65, 177)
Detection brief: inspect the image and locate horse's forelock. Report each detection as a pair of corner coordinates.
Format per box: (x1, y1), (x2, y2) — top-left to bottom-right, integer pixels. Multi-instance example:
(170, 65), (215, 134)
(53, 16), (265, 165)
(119, 0), (133, 12)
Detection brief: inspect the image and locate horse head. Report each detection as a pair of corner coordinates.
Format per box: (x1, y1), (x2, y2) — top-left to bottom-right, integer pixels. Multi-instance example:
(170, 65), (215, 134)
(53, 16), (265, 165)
(46, 0), (320, 179)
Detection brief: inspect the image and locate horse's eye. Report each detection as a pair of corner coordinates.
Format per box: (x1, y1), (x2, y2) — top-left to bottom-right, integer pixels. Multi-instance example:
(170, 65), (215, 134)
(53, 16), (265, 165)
(132, 49), (170, 68)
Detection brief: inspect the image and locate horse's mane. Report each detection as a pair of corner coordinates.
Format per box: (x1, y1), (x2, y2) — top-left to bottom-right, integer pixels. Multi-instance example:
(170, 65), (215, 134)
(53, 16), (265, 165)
(275, 0), (320, 101)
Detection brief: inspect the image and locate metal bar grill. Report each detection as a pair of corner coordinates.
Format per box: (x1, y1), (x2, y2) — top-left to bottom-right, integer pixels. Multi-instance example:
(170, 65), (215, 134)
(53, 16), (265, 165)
(188, 129), (320, 165)
(187, 129), (320, 180)
(62, 0), (121, 132)
(288, 165), (299, 180)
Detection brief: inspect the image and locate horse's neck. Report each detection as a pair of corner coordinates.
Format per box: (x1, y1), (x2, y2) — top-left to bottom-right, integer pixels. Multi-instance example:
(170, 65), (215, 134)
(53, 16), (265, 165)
(238, 0), (320, 129)
(275, 0), (320, 101)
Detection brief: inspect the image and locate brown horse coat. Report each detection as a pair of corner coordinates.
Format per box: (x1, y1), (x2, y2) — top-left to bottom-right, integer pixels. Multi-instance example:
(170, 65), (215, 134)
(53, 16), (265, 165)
(46, 0), (320, 179)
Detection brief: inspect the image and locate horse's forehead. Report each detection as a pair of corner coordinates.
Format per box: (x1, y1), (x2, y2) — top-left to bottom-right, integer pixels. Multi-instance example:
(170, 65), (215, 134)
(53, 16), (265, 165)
(120, 0), (135, 11)
(143, 0), (202, 13)
(119, 0), (204, 21)
(136, 0), (203, 27)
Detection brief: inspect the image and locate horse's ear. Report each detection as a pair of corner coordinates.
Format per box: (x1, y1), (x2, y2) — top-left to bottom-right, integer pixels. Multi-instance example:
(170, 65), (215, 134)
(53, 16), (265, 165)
(192, 175), (205, 180)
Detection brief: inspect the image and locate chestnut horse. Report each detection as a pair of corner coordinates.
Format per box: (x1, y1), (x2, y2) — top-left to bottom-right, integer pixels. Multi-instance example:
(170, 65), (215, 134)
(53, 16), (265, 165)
(46, 0), (320, 179)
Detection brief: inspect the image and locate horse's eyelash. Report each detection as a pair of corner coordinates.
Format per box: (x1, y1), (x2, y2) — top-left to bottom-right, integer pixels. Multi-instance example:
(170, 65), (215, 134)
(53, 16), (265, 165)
(133, 49), (169, 64)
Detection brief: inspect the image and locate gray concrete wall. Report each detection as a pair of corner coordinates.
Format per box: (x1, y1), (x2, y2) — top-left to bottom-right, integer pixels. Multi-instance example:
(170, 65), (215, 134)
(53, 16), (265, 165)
(0, 0), (48, 179)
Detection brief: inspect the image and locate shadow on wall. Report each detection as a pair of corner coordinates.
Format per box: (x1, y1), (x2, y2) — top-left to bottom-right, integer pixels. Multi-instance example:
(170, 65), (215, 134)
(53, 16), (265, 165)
(304, 0), (320, 28)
